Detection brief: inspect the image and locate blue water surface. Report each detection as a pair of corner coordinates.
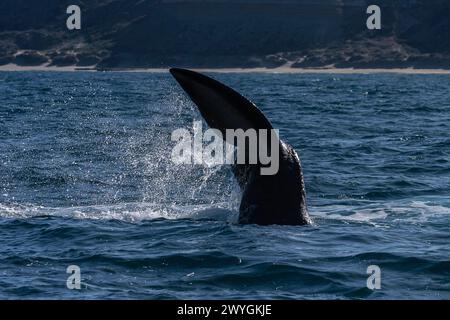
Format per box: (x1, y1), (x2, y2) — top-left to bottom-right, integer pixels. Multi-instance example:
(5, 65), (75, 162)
(0, 71), (449, 299)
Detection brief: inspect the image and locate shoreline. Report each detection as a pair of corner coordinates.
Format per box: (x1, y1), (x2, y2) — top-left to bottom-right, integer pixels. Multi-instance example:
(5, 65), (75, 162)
(1, 64), (450, 74)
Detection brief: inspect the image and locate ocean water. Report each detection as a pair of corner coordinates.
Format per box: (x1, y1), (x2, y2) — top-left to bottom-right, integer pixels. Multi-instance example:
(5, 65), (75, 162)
(0, 71), (449, 299)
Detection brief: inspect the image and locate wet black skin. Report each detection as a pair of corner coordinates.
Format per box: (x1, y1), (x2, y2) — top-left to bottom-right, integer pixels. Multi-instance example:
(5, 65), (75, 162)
(170, 68), (311, 226)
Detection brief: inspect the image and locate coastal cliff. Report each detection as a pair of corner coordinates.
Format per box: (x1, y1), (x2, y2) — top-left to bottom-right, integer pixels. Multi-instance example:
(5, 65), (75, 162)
(0, 0), (449, 69)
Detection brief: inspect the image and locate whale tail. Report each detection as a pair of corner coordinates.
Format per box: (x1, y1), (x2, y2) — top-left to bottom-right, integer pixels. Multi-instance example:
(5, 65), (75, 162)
(170, 68), (310, 226)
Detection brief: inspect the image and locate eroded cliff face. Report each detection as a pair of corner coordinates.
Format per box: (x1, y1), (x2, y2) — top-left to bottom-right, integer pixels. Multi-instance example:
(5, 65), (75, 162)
(0, 0), (449, 69)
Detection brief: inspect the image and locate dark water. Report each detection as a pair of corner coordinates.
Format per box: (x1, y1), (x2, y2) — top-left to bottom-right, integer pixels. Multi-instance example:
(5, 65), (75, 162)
(0, 71), (449, 299)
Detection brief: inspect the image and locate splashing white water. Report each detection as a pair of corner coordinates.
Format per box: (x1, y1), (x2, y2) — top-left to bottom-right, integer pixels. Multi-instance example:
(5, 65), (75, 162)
(311, 197), (450, 226)
(0, 201), (238, 223)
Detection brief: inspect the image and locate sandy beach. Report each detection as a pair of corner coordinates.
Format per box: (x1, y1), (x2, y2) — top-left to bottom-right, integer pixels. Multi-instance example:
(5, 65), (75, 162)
(1, 63), (450, 74)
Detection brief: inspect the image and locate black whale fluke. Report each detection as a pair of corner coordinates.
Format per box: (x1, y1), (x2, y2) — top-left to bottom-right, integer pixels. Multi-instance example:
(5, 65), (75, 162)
(170, 68), (273, 134)
(170, 68), (311, 226)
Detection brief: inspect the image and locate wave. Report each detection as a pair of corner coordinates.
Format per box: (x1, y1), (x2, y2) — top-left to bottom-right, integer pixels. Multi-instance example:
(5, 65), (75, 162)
(311, 197), (450, 226)
(0, 201), (238, 223)
(1, 196), (448, 226)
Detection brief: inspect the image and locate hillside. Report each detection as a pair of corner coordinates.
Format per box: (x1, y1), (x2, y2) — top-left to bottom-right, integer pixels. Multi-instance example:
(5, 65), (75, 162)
(0, 0), (449, 69)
